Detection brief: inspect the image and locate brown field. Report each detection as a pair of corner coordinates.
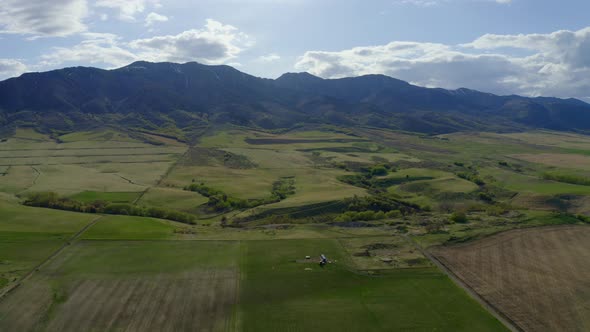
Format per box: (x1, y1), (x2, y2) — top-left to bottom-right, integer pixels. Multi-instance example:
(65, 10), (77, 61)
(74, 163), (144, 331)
(432, 226), (590, 332)
(43, 272), (237, 332)
(510, 153), (590, 169)
(0, 240), (239, 332)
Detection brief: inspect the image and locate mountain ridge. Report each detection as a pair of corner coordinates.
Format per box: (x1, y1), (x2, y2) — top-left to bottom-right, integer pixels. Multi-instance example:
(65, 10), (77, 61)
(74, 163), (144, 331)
(1, 61), (589, 136)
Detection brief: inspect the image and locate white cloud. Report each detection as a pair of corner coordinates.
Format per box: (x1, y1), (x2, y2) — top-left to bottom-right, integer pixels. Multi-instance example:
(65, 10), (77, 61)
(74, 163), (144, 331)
(145, 12), (168, 27)
(95, 0), (160, 21)
(38, 19), (252, 69)
(0, 59), (27, 80)
(295, 27), (590, 101)
(129, 19), (252, 64)
(0, 0), (88, 37)
(39, 33), (138, 68)
(258, 53), (281, 62)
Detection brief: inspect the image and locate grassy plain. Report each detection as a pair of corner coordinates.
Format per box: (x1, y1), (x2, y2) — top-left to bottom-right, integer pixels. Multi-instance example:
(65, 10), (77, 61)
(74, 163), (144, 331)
(0, 234), (506, 332)
(0, 200), (95, 288)
(2, 127), (590, 331)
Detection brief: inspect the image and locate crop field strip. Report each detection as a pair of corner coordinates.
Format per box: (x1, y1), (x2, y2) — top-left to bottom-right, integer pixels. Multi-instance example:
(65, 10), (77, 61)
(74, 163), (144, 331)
(432, 226), (590, 332)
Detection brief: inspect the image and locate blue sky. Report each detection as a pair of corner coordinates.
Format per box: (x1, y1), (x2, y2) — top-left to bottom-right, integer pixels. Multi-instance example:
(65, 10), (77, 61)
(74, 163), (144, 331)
(1, 0), (589, 101)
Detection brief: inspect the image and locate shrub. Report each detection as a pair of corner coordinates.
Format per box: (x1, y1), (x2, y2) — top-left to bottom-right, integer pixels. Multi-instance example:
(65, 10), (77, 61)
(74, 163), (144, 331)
(450, 211), (468, 223)
(478, 192), (494, 202)
(385, 210), (402, 218)
(370, 165), (388, 176)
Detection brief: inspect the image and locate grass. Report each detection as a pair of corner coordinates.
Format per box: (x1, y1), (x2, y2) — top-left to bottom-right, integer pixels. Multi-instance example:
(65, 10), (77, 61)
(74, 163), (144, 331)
(339, 236), (432, 270)
(0, 200), (95, 283)
(81, 215), (179, 240)
(56, 240), (239, 276)
(69, 191), (141, 203)
(138, 187), (208, 212)
(239, 239), (506, 331)
(0, 240), (240, 332)
(0, 200), (94, 234)
(0, 129), (185, 198)
(0, 166), (38, 193)
(482, 167), (590, 195)
(22, 164), (146, 195)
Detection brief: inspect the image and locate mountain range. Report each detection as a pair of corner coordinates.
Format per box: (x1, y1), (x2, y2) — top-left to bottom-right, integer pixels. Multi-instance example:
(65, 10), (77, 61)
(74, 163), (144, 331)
(1, 61), (589, 137)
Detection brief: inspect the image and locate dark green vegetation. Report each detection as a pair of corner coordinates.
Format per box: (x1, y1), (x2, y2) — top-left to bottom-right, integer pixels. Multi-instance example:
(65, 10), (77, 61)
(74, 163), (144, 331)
(23, 191), (195, 224)
(542, 171), (590, 186)
(184, 176), (295, 212)
(2, 61), (590, 138)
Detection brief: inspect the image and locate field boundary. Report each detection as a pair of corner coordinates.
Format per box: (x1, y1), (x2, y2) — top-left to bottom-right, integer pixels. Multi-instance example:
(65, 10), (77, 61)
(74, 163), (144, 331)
(403, 234), (522, 332)
(0, 215), (103, 301)
(132, 144), (190, 206)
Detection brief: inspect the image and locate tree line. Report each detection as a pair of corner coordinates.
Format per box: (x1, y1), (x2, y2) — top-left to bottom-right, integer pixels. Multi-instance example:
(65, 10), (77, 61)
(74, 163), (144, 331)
(23, 192), (196, 224)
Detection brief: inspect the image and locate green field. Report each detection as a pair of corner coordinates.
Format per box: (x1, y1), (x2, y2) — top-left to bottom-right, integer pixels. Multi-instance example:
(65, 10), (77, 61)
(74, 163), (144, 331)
(2, 127), (590, 330)
(240, 239), (504, 331)
(0, 226), (506, 331)
(69, 191), (141, 203)
(0, 201), (96, 288)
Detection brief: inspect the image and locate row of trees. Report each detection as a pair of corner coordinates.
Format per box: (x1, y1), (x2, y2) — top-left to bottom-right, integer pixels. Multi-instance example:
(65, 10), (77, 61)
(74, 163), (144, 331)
(333, 210), (402, 222)
(542, 172), (590, 186)
(24, 192), (196, 224)
(185, 177), (296, 212)
(345, 194), (420, 214)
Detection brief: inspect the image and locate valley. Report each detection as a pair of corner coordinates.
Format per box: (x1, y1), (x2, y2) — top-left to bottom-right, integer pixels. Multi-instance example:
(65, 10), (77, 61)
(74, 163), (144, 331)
(1, 125), (590, 331)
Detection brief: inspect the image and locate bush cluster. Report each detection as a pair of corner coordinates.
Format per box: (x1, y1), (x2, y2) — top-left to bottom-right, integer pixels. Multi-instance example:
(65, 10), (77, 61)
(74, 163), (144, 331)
(24, 192), (195, 224)
(450, 211), (468, 223)
(345, 194), (420, 214)
(185, 177), (296, 212)
(542, 172), (590, 186)
(457, 172), (485, 186)
(334, 210), (401, 222)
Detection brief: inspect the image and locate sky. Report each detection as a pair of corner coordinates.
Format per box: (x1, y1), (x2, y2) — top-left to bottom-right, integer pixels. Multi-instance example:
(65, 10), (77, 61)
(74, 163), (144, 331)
(0, 0), (589, 101)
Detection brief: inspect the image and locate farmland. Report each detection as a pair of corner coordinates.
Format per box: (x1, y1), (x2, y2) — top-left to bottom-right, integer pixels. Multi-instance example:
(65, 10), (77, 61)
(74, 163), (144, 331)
(432, 226), (590, 332)
(1, 126), (590, 330)
(0, 221), (505, 331)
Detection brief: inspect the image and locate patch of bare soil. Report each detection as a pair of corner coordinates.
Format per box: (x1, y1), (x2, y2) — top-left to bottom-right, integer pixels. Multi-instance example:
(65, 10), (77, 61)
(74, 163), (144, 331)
(432, 226), (590, 332)
(0, 269), (238, 332)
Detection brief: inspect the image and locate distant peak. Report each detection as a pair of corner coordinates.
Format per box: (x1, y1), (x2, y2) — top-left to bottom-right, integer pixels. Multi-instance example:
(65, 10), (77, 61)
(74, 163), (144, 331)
(276, 72), (323, 82)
